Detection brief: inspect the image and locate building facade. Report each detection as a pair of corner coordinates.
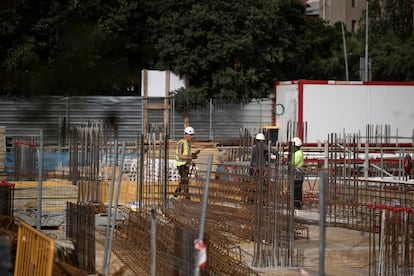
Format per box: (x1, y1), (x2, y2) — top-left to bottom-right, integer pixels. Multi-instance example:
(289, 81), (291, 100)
(306, 0), (366, 32)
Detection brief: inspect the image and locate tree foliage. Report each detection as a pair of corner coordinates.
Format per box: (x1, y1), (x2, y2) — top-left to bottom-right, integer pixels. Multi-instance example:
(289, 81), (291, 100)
(0, 0), (413, 104)
(356, 0), (414, 81)
(0, 0), (152, 95)
(148, 0), (348, 108)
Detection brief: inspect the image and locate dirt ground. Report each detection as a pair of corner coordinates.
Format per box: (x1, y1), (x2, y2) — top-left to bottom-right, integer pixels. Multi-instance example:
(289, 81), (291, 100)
(94, 209), (371, 276)
(240, 210), (370, 276)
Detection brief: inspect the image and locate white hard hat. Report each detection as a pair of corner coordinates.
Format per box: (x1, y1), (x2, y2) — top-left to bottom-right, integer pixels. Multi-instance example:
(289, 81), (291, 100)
(255, 133), (265, 141)
(291, 137), (302, 147)
(184, 126), (195, 135)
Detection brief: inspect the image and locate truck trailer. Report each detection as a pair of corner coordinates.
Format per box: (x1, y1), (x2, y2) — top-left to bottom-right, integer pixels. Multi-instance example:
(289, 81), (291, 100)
(273, 80), (414, 143)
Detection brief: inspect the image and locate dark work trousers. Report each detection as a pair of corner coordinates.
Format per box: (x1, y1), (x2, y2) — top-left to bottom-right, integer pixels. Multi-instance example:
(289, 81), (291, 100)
(294, 178), (304, 208)
(174, 164), (190, 198)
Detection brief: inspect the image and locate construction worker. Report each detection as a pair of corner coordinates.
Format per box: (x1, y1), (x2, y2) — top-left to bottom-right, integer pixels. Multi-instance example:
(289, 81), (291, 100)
(246, 133), (269, 204)
(291, 137), (304, 209)
(249, 133), (269, 176)
(174, 126), (200, 198)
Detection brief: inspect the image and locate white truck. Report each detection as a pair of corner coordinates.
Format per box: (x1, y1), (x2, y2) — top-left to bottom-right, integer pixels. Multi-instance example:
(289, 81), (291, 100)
(273, 80), (414, 143)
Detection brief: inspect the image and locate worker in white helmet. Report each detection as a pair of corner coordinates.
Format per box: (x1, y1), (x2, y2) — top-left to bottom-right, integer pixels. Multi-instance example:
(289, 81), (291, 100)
(174, 126), (200, 199)
(249, 133), (269, 176)
(291, 137), (305, 209)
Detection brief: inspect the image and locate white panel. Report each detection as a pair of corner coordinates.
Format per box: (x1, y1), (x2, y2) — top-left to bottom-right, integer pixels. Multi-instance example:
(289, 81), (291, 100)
(275, 84), (299, 141)
(303, 84), (369, 141)
(303, 84), (414, 141)
(142, 70), (185, 97)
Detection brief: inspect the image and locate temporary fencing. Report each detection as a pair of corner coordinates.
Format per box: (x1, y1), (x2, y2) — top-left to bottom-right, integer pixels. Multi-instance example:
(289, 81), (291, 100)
(14, 219), (54, 276)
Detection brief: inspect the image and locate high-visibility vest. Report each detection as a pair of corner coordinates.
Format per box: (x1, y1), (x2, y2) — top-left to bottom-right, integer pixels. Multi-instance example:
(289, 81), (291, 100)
(293, 148), (305, 180)
(176, 139), (191, 166)
(293, 149), (304, 167)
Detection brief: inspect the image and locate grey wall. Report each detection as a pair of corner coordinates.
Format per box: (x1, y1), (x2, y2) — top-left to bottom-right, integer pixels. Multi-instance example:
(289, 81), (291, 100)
(0, 96), (273, 144)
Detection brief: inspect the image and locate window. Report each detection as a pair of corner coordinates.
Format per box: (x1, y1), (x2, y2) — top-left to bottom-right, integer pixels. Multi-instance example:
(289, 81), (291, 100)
(352, 20), (357, 32)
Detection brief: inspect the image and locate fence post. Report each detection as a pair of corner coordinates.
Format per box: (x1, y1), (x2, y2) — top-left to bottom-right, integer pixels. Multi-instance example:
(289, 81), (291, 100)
(194, 154), (212, 276)
(36, 129), (44, 230)
(319, 171), (327, 276)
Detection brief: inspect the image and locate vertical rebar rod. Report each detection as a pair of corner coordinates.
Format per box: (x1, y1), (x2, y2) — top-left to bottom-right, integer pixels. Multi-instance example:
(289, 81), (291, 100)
(319, 171), (327, 276)
(379, 209), (385, 276)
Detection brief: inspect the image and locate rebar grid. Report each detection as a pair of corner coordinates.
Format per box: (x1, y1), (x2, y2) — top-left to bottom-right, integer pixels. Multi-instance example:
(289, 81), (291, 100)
(66, 202), (96, 274)
(99, 207), (259, 275)
(27, 123), (412, 274)
(326, 131), (414, 275)
(100, 148), (308, 274)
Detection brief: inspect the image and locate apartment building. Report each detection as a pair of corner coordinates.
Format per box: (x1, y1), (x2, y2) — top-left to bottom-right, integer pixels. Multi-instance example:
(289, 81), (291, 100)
(306, 0), (366, 32)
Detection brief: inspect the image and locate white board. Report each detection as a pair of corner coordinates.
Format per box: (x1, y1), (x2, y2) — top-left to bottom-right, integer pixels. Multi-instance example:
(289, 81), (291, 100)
(141, 70), (185, 97)
(275, 82), (414, 142)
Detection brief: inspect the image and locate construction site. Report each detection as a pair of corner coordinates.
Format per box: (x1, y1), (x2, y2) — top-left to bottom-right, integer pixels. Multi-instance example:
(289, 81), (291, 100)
(0, 79), (413, 275)
(0, 119), (414, 275)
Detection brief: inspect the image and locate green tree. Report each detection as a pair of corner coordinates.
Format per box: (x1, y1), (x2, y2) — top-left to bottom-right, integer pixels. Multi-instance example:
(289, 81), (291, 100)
(148, 0), (309, 107)
(6, 0), (412, 100)
(0, 0), (153, 95)
(356, 0), (414, 81)
(148, 0), (349, 113)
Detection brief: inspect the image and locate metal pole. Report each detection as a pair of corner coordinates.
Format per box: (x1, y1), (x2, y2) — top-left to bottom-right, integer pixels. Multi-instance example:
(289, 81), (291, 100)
(105, 141), (126, 276)
(150, 205), (157, 276)
(319, 171), (327, 276)
(341, 21), (349, 81)
(36, 129), (43, 230)
(364, 0), (369, 81)
(139, 134), (144, 209)
(289, 142), (294, 266)
(194, 154), (213, 276)
(209, 98), (213, 141)
(364, 141), (369, 178)
(324, 140), (329, 169)
(103, 139), (118, 276)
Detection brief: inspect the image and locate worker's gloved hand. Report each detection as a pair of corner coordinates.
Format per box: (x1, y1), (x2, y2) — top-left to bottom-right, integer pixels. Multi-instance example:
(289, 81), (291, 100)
(192, 153), (198, 159)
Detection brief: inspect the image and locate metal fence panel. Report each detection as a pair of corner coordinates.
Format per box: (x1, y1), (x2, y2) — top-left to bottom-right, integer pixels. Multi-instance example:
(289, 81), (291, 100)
(0, 96), (273, 144)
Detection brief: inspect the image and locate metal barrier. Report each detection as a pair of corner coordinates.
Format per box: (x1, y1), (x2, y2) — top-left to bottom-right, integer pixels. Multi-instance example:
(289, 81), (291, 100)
(14, 220), (55, 276)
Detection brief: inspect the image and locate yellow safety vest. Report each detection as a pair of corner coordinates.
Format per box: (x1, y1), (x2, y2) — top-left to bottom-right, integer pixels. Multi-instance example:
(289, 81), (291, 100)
(176, 139), (191, 166)
(293, 149), (304, 167)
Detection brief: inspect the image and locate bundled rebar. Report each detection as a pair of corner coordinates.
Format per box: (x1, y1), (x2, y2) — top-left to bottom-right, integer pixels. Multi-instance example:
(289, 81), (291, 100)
(368, 204), (414, 276)
(0, 181), (14, 217)
(66, 201), (96, 274)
